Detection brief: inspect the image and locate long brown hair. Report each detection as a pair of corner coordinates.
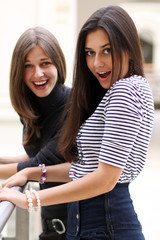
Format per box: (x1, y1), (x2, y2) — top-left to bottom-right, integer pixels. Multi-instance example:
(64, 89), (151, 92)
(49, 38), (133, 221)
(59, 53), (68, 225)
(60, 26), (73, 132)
(10, 27), (66, 146)
(59, 5), (144, 162)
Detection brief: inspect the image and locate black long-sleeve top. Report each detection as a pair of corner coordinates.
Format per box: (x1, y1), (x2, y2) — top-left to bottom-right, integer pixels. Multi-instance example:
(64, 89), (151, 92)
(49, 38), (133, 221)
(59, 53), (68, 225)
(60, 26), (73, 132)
(18, 82), (71, 220)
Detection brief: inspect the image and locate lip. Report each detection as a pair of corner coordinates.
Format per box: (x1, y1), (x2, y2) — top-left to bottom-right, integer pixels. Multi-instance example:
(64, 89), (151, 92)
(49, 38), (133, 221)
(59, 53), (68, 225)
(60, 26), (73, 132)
(32, 80), (48, 90)
(97, 71), (111, 82)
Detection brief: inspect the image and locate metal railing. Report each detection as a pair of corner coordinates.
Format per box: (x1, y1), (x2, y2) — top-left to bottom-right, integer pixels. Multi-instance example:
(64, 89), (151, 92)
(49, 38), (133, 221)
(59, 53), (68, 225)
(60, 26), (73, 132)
(0, 186), (22, 233)
(0, 186), (30, 240)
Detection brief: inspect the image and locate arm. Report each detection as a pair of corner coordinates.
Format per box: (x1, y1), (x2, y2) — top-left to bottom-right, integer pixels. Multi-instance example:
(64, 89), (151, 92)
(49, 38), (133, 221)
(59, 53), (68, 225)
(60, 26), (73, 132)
(18, 133), (66, 171)
(38, 162), (122, 206)
(2, 162), (71, 187)
(0, 163), (18, 179)
(0, 154), (29, 179)
(0, 162), (122, 208)
(0, 153), (29, 164)
(0, 130), (66, 179)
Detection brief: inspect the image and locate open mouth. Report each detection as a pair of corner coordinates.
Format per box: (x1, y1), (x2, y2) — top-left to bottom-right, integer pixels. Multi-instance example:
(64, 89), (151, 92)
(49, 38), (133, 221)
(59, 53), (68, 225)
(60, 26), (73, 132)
(98, 71), (111, 78)
(33, 80), (48, 87)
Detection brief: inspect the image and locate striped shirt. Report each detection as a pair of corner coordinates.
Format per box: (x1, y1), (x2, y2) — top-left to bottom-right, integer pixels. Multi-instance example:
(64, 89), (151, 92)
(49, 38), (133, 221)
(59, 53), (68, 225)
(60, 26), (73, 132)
(69, 75), (154, 183)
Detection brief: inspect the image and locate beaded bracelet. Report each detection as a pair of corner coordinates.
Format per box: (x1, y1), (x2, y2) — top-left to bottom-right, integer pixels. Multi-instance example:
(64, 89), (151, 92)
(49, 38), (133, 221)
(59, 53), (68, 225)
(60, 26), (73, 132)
(25, 190), (33, 212)
(39, 164), (47, 184)
(31, 190), (41, 211)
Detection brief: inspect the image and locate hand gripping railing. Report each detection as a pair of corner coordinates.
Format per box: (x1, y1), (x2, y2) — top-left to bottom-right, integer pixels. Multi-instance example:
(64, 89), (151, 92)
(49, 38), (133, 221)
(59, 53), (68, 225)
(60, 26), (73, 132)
(0, 185), (29, 240)
(0, 186), (23, 233)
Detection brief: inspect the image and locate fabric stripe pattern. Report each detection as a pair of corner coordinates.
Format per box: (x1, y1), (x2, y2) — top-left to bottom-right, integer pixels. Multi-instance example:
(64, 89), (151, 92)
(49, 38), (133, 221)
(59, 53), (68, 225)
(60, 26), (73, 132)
(69, 75), (154, 183)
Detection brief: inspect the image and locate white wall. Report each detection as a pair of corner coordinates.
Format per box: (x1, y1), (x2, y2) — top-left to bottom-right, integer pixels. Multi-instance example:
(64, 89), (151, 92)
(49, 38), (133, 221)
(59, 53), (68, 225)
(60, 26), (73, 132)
(1, 0), (160, 122)
(121, 2), (160, 71)
(0, 0), (76, 121)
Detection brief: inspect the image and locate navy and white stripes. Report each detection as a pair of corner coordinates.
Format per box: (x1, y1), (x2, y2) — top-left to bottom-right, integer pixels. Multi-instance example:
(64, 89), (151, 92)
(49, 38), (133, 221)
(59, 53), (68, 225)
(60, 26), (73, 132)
(69, 75), (154, 183)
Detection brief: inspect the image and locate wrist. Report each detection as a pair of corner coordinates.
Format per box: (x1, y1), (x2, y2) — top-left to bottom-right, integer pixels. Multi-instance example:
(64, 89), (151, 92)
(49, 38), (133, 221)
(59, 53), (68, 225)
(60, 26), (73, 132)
(23, 167), (36, 181)
(23, 168), (30, 180)
(25, 190), (33, 211)
(30, 192), (37, 208)
(39, 164), (47, 184)
(25, 189), (41, 212)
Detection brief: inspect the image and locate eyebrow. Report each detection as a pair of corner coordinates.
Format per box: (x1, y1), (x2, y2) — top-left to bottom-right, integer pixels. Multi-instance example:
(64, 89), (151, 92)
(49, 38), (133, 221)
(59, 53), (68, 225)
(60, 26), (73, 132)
(85, 43), (110, 50)
(25, 57), (50, 62)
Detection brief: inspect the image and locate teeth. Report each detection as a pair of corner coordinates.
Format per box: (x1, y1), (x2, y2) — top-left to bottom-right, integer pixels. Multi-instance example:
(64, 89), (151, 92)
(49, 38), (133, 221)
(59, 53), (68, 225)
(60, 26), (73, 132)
(98, 72), (106, 74)
(34, 80), (47, 86)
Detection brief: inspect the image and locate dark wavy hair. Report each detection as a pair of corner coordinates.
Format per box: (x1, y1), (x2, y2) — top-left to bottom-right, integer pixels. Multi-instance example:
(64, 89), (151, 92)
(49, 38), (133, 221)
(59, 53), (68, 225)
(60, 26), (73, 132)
(59, 5), (144, 162)
(10, 26), (66, 146)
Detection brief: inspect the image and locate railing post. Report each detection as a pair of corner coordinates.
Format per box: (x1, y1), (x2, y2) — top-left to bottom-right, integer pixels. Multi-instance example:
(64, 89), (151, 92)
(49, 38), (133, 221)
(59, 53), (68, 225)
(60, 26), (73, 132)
(15, 207), (29, 240)
(1, 208), (30, 240)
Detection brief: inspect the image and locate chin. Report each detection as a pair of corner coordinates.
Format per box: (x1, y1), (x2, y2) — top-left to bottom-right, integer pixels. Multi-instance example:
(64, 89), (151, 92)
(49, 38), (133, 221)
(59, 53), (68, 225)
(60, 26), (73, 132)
(100, 83), (110, 89)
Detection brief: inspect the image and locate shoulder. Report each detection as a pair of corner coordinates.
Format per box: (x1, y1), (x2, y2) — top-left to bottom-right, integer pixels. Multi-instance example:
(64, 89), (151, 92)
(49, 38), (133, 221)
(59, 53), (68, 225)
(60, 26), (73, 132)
(111, 75), (146, 91)
(63, 84), (71, 92)
(107, 75), (151, 99)
(62, 85), (71, 97)
(102, 75), (154, 117)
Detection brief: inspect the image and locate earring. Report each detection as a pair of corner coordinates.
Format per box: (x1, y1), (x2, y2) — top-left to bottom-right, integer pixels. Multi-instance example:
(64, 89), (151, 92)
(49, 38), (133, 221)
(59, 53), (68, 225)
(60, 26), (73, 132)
(129, 59), (134, 76)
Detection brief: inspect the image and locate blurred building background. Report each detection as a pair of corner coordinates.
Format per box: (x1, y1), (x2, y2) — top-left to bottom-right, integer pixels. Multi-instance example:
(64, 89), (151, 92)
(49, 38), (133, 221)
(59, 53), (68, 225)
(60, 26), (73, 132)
(0, 0), (159, 240)
(0, 0), (160, 121)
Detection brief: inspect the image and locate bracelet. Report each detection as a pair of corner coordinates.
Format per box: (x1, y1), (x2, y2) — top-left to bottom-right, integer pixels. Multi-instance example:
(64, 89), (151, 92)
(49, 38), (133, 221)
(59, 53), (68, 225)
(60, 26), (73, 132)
(25, 190), (33, 212)
(31, 190), (41, 211)
(39, 164), (47, 184)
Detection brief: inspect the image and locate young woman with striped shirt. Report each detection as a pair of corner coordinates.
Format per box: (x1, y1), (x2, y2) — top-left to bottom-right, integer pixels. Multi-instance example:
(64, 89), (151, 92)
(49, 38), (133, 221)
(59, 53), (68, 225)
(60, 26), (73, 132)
(0, 5), (154, 240)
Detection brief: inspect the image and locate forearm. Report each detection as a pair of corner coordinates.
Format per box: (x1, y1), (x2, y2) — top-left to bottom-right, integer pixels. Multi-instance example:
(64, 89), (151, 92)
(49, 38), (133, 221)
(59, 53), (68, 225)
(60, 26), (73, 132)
(36, 170), (110, 206)
(0, 153), (29, 164)
(37, 174), (99, 206)
(26, 162), (71, 183)
(0, 163), (18, 179)
(35, 163), (122, 207)
(0, 163), (122, 210)
(2, 162), (71, 189)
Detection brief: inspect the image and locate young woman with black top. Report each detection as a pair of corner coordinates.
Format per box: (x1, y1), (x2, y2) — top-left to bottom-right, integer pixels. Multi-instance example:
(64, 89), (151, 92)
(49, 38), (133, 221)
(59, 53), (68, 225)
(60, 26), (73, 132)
(0, 27), (70, 240)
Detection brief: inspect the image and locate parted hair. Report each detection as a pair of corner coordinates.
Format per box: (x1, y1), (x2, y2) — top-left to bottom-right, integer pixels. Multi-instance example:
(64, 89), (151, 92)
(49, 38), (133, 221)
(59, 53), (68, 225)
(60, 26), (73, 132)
(10, 26), (66, 146)
(58, 5), (144, 162)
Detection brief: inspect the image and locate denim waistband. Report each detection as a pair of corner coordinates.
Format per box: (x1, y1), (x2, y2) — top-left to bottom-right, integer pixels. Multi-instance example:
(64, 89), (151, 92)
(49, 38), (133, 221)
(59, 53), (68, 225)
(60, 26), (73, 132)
(66, 183), (145, 240)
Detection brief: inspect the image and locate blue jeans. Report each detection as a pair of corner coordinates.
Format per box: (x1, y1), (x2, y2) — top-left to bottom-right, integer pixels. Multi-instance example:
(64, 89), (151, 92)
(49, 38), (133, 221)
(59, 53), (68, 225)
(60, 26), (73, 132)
(66, 183), (145, 240)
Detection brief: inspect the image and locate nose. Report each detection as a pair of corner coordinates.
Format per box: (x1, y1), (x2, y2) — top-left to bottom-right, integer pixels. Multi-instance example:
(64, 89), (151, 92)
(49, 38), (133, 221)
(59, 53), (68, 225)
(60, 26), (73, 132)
(33, 66), (44, 78)
(94, 54), (105, 68)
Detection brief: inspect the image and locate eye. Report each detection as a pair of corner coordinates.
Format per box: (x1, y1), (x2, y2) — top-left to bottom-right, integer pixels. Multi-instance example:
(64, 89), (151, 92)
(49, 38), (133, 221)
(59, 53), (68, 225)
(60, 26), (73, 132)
(85, 51), (94, 56)
(24, 64), (32, 69)
(104, 47), (111, 54)
(41, 61), (52, 67)
(42, 61), (51, 66)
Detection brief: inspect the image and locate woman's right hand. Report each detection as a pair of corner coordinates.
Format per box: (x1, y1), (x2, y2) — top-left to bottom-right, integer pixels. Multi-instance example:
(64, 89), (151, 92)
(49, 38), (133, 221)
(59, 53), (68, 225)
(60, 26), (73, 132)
(1, 168), (29, 188)
(0, 187), (28, 209)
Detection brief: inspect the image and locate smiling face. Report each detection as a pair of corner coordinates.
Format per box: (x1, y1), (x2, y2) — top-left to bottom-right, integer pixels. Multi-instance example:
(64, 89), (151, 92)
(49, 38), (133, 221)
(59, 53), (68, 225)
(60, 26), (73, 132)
(85, 28), (129, 89)
(24, 45), (58, 97)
